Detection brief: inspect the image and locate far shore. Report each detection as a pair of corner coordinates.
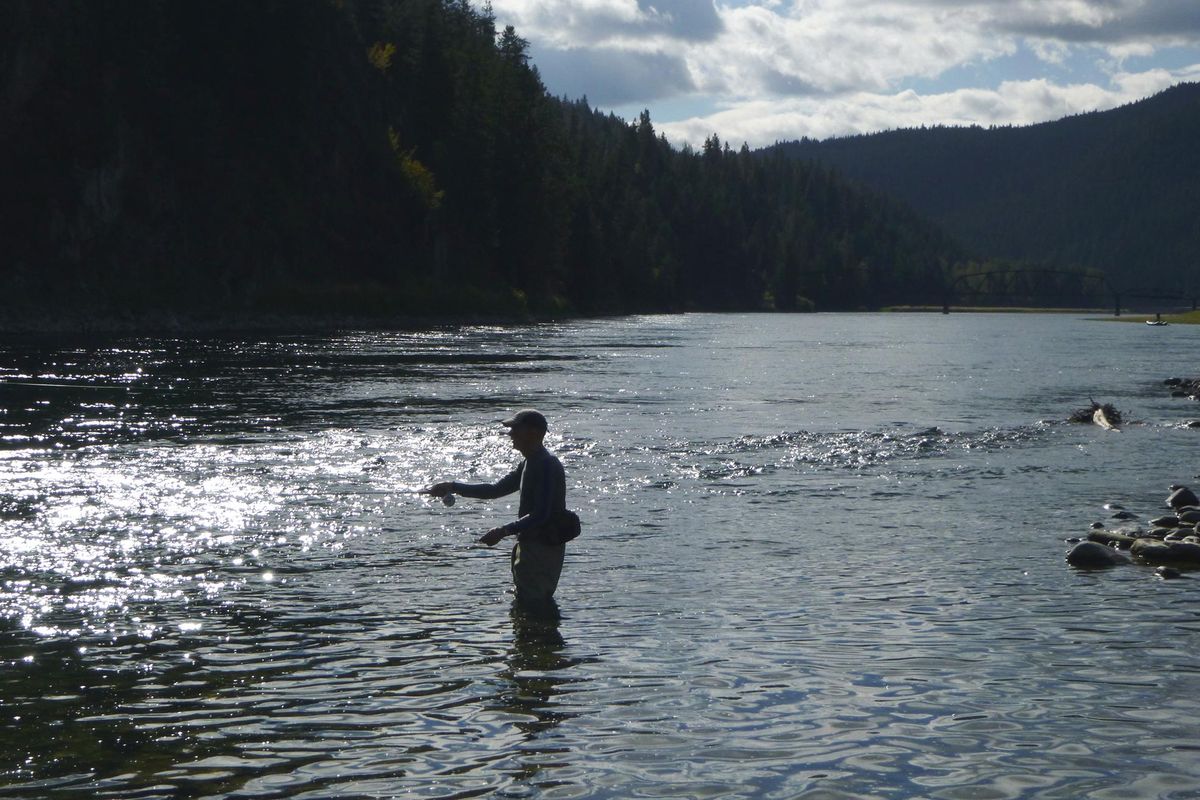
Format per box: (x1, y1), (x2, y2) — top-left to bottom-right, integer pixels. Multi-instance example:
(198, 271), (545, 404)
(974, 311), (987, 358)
(883, 305), (1111, 314)
(887, 306), (1200, 324)
(1112, 310), (1200, 325)
(4, 306), (1198, 336)
(0, 310), (558, 337)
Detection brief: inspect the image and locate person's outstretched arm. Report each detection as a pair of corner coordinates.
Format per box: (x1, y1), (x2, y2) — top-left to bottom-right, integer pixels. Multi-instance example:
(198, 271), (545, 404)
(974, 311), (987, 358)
(426, 465), (522, 500)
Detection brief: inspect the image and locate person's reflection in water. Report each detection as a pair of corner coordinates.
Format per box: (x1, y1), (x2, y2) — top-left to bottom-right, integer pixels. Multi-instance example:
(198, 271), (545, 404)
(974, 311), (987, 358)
(496, 600), (577, 746)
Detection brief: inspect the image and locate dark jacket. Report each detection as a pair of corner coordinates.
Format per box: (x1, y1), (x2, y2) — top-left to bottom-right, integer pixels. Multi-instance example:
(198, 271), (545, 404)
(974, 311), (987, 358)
(452, 446), (566, 538)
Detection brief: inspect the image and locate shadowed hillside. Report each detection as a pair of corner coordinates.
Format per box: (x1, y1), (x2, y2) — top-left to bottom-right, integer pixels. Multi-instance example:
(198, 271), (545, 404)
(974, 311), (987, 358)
(0, 0), (968, 328)
(772, 84), (1200, 295)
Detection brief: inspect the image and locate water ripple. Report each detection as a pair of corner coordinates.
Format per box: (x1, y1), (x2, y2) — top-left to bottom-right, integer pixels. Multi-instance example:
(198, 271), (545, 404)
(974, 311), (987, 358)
(3, 317), (1200, 797)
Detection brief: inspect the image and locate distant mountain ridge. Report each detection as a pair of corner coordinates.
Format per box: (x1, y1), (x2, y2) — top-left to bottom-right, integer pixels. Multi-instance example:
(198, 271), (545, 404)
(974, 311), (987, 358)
(771, 83), (1200, 293)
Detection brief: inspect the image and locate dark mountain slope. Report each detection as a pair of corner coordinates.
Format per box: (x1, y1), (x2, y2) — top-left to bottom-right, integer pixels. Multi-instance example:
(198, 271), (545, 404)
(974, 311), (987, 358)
(1, 0), (969, 327)
(772, 84), (1200, 292)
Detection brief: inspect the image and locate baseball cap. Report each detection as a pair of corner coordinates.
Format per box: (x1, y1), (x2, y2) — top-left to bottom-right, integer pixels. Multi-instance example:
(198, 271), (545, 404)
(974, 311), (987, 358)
(501, 409), (548, 431)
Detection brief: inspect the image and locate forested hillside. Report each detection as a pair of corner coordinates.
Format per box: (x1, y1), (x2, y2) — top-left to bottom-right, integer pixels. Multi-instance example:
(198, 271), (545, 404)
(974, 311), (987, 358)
(773, 84), (1200, 294)
(0, 0), (966, 327)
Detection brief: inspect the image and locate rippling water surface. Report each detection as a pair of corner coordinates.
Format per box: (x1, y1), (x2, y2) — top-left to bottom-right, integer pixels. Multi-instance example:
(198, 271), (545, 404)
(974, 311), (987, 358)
(3, 313), (1200, 799)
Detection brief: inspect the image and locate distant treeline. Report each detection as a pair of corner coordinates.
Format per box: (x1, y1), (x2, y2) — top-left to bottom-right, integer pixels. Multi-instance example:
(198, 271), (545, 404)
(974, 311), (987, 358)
(772, 84), (1200, 297)
(1, 0), (972, 325)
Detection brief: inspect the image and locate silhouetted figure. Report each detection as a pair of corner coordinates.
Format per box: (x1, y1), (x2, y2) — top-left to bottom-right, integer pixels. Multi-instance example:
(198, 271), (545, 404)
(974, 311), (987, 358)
(427, 410), (568, 604)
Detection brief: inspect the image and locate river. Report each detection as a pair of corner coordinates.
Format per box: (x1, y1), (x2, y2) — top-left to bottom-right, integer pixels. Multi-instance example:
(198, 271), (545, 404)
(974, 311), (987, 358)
(2, 313), (1199, 799)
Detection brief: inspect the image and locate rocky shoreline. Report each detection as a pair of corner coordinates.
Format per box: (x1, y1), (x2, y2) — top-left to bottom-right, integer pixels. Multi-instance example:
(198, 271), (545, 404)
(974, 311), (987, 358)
(0, 309), (565, 336)
(1067, 485), (1200, 577)
(1164, 376), (1200, 399)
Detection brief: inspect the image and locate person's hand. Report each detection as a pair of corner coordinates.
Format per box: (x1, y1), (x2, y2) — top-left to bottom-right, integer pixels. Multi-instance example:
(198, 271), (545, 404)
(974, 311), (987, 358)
(479, 527), (508, 547)
(426, 482), (454, 498)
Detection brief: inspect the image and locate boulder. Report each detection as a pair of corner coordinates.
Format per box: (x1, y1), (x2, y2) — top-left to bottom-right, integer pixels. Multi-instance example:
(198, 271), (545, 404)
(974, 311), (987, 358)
(1156, 566), (1184, 579)
(1070, 402), (1122, 426)
(1150, 515), (1180, 528)
(1131, 538), (1200, 565)
(1169, 542), (1200, 562)
(1168, 486), (1200, 509)
(1131, 538), (1172, 561)
(1066, 541), (1129, 567)
(1180, 509), (1200, 524)
(1092, 407), (1118, 430)
(1087, 530), (1139, 548)
(1110, 510), (1137, 520)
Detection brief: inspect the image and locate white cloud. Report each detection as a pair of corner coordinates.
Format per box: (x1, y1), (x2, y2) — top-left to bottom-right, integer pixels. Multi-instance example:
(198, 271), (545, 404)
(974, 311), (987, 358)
(497, 0), (1019, 100)
(494, 0), (722, 48)
(995, 0), (1200, 42)
(656, 66), (1199, 146)
(488, 0), (1200, 144)
(1028, 38), (1072, 64)
(688, 2), (1013, 96)
(1110, 63), (1200, 96)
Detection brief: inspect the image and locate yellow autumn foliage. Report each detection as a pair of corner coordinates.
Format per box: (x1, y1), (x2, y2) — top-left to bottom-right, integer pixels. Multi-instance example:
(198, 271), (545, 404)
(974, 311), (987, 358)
(388, 127), (444, 210)
(367, 41), (396, 73)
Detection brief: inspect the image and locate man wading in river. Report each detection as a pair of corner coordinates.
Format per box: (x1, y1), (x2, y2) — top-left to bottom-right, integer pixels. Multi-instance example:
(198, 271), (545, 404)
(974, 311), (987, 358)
(425, 410), (576, 605)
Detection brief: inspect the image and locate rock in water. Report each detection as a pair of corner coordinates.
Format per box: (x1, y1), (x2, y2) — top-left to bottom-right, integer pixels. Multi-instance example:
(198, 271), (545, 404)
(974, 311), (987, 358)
(1087, 530), (1138, 548)
(1169, 542), (1200, 562)
(1092, 407), (1118, 430)
(1066, 541), (1128, 567)
(1131, 538), (1200, 564)
(1131, 539), (1170, 562)
(1168, 486), (1199, 510)
(1156, 566), (1184, 579)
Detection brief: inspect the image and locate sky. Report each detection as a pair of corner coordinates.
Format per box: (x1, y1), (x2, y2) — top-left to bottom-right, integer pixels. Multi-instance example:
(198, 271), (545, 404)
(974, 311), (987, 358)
(487, 0), (1200, 148)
